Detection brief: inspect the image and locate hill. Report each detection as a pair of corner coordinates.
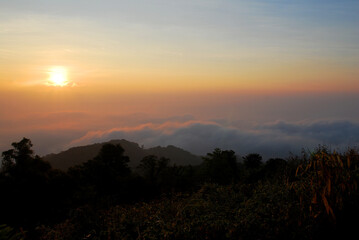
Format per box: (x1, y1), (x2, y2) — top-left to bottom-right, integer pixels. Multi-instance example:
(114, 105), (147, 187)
(43, 139), (202, 170)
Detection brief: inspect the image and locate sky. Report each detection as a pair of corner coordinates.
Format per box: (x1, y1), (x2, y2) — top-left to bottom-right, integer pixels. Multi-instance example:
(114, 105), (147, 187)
(1, 0), (359, 160)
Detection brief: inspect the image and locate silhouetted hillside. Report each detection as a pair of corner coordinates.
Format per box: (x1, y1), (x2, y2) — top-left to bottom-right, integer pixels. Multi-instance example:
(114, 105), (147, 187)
(43, 139), (202, 170)
(3, 138), (359, 239)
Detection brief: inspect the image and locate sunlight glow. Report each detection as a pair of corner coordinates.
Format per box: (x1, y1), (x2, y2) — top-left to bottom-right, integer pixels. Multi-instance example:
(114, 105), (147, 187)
(47, 67), (69, 87)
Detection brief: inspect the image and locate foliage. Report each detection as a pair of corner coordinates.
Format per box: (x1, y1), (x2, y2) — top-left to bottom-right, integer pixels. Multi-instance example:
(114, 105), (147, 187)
(202, 148), (238, 184)
(262, 158), (289, 181)
(291, 148), (358, 228)
(0, 138), (58, 233)
(41, 184), (246, 240)
(137, 155), (170, 186)
(1, 138), (359, 239)
(241, 153), (265, 183)
(1, 138), (51, 177)
(0, 225), (25, 240)
(242, 153), (263, 169)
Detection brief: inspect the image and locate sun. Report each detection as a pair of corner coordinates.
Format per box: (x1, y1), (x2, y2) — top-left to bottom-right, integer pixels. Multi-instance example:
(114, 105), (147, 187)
(47, 67), (69, 87)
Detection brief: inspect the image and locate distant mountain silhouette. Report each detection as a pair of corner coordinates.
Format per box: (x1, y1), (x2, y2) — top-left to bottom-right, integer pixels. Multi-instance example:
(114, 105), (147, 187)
(43, 139), (202, 170)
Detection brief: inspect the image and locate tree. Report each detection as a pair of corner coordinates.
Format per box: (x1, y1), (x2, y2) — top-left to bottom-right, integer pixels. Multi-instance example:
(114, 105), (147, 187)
(0, 138), (53, 231)
(1, 137), (51, 177)
(202, 148), (238, 184)
(137, 155), (169, 183)
(77, 143), (131, 196)
(241, 153), (264, 183)
(93, 143), (130, 176)
(243, 153), (263, 170)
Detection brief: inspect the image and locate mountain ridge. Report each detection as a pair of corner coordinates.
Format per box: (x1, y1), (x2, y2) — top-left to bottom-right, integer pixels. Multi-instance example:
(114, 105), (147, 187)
(44, 139), (202, 170)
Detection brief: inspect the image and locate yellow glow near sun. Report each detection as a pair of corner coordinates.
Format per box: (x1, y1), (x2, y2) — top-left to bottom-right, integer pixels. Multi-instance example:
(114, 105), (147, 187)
(47, 67), (69, 87)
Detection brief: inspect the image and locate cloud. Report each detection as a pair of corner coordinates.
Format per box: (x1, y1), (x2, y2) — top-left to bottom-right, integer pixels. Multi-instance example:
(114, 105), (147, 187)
(262, 120), (359, 145)
(2, 110), (359, 160)
(0, 113), (198, 156)
(68, 120), (359, 159)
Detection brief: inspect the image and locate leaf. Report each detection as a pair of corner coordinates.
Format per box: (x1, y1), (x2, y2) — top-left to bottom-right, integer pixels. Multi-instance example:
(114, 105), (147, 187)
(312, 193), (317, 204)
(337, 156), (343, 168)
(327, 178), (331, 195)
(295, 166), (302, 176)
(321, 193), (335, 219)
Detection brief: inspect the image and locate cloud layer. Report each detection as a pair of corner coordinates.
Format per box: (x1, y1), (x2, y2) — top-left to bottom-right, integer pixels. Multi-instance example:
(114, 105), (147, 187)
(67, 120), (359, 159)
(2, 113), (359, 160)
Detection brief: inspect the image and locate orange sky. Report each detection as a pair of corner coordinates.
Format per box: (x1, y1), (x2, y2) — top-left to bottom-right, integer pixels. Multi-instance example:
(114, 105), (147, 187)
(1, 0), (359, 157)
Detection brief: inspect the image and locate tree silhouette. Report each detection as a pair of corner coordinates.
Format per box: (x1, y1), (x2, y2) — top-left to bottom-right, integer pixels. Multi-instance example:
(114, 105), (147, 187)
(137, 155), (170, 183)
(76, 143), (131, 196)
(0, 138), (53, 232)
(242, 153), (263, 183)
(243, 153), (262, 170)
(202, 148), (238, 184)
(1, 137), (51, 177)
(93, 143), (130, 176)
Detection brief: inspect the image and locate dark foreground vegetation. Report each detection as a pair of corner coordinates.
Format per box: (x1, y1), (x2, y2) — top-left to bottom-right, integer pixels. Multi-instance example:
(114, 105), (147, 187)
(1, 138), (359, 239)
